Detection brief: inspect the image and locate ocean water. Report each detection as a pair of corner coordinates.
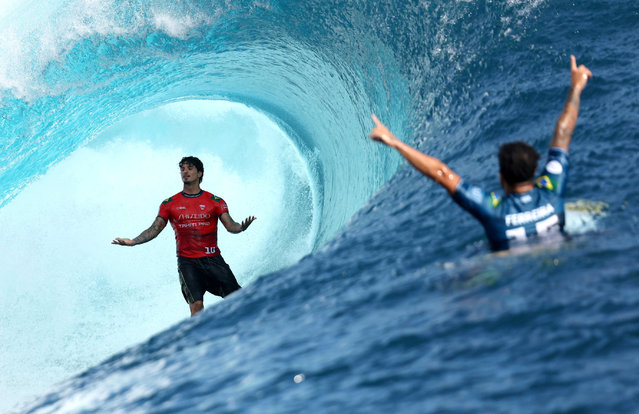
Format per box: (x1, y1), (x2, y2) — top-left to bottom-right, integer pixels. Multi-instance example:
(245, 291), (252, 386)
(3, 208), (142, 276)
(1, 0), (638, 412)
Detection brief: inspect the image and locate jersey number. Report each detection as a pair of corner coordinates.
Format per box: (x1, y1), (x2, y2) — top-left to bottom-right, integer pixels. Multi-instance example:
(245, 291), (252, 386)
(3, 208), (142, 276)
(205, 246), (217, 254)
(505, 214), (560, 241)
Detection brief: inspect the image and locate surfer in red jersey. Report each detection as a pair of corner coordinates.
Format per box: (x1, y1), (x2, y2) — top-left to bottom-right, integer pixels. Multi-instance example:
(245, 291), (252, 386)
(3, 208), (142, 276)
(113, 156), (256, 316)
(369, 55), (592, 251)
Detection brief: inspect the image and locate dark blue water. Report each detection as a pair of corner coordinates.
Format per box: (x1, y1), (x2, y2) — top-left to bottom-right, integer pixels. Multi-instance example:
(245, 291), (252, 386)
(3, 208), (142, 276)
(2, 0), (639, 412)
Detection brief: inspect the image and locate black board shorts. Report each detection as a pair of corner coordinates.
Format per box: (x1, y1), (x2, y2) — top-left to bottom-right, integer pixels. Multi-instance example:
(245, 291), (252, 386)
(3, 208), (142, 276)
(178, 255), (241, 303)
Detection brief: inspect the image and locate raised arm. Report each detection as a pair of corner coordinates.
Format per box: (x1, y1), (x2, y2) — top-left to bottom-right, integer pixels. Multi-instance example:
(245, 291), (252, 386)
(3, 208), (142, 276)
(369, 114), (461, 194)
(112, 216), (167, 246)
(220, 213), (256, 234)
(550, 55), (592, 151)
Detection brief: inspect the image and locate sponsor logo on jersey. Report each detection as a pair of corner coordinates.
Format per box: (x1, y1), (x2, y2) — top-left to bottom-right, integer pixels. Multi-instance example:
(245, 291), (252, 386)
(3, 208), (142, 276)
(162, 197), (173, 205)
(200, 204), (206, 210)
(178, 213), (211, 220)
(178, 222), (211, 228)
(468, 187), (483, 204)
(211, 194), (222, 202)
(545, 160), (563, 175)
(505, 203), (555, 227)
(177, 206), (186, 210)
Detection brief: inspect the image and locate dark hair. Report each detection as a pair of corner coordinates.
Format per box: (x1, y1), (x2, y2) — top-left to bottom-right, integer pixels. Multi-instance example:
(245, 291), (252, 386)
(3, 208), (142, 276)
(498, 142), (540, 186)
(179, 156), (204, 183)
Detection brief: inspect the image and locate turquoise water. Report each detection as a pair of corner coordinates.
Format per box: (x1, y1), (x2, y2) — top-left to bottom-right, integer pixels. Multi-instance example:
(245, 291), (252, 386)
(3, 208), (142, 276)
(1, 0), (638, 412)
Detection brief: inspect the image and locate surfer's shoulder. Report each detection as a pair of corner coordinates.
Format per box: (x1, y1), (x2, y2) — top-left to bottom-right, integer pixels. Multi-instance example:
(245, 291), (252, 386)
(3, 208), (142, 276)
(204, 191), (224, 202)
(161, 192), (182, 205)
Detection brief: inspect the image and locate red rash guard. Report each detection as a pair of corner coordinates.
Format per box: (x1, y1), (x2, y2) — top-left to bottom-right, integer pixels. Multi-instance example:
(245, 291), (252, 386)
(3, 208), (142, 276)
(157, 191), (229, 258)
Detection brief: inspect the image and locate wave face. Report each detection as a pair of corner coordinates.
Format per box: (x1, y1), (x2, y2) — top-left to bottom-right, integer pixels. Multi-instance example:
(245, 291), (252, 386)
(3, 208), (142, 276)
(2, 0), (639, 412)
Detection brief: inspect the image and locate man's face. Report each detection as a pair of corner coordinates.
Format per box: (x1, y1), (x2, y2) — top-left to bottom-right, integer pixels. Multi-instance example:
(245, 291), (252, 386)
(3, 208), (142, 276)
(180, 163), (201, 184)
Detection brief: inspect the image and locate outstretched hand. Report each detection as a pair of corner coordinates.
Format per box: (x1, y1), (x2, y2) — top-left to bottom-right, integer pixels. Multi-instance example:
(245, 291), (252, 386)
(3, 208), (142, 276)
(241, 216), (257, 232)
(571, 55), (592, 92)
(369, 114), (399, 147)
(112, 237), (135, 246)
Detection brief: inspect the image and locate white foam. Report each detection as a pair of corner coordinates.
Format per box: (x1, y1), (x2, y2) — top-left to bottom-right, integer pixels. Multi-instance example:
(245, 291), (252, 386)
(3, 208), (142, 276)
(0, 0), (219, 100)
(152, 10), (214, 39)
(564, 200), (608, 235)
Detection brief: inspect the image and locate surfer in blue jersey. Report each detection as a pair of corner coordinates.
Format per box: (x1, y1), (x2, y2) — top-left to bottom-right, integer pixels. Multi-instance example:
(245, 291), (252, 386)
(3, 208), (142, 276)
(369, 55), (592, 251)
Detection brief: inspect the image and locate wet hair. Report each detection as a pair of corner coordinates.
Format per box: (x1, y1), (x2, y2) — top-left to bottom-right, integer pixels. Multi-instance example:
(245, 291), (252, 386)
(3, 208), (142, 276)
(498, 141), (540, 186)
(179, 156), (204, 183)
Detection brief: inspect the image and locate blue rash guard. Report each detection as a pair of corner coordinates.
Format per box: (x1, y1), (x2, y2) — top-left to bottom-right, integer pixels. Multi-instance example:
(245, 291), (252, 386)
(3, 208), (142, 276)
(452, 147), (570, 251)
